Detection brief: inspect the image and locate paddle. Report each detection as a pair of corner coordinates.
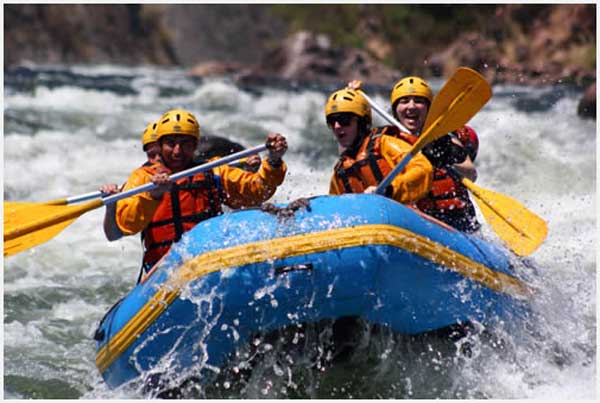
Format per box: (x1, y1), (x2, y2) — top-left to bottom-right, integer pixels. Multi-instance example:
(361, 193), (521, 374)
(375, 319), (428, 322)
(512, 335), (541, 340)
(445, 167), (548, 256)
(4, 144), (269, 257)
(360, 67), (547, 255)
(365, 67), (493, 194)
(45, 190), (104, 205)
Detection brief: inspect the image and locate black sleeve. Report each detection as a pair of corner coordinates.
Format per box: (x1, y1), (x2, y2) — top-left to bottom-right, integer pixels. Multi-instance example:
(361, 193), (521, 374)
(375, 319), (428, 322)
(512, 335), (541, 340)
(422, 135), (468, 168)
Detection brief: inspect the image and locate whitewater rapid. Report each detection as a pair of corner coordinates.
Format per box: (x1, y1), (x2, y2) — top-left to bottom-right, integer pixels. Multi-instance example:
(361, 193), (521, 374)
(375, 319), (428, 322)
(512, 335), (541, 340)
(2, 65), (596, 399)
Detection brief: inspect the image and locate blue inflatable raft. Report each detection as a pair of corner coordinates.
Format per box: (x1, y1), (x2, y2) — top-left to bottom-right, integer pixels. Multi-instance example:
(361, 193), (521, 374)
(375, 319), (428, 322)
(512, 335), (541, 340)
(94, 194), (531, 389)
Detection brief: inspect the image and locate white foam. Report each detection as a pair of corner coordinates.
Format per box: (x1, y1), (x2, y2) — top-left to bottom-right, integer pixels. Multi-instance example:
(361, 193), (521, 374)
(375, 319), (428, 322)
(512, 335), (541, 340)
(3, 66), (596, 399)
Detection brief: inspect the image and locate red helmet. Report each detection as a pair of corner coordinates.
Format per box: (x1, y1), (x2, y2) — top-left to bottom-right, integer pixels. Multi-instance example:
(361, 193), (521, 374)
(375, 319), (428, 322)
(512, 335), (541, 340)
(456, 125), (479, 161)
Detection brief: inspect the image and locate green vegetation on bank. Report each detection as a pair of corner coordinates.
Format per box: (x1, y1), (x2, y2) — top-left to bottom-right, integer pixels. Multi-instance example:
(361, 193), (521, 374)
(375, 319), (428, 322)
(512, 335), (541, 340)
(270, 4), (496, 47)
(269, 4), (595, 77)
(270, 5), (495, 68)
(4, 4), (594, 84)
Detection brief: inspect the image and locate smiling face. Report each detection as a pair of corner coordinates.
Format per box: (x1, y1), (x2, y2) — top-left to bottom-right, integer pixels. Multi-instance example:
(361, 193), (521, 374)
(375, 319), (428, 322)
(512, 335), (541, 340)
(160, 135), (197, 172)
(394, 96), (430, 134)
(327, 113), (360, 150)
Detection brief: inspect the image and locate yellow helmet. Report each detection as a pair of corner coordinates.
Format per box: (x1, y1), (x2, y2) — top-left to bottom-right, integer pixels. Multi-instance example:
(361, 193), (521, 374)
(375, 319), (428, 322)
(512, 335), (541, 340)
(156, 109), (200, 140)
(325, 89), (371, 123)
(390, 76), (433, 107)
(141, 121), (159, 148)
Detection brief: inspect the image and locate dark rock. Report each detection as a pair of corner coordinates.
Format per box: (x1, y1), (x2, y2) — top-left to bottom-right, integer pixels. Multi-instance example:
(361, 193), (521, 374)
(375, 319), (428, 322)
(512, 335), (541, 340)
(240, 31), (402, 87)
(577, 82), (596, 119)
(197, 135), (245, 160)
(426, 32), (498, 81)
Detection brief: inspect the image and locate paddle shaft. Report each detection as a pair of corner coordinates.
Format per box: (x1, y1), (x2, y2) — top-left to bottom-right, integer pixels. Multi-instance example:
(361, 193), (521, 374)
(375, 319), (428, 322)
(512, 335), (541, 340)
(102, 144), (268, 206)
(47, 146), (267, 206)
(360, 91), (411, 134)
(47, 190), (104, 205)
(4, 144), (269, 252)
(67, 191), (104, 204)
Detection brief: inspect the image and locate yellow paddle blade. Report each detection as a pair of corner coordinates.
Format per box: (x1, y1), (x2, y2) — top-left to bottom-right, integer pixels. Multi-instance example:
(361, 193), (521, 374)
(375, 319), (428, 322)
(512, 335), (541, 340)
(4, 199), (104, 257)
(412, 67), (492, 154)
(461, 178), (548, 256)
(423, 67), (492, 132)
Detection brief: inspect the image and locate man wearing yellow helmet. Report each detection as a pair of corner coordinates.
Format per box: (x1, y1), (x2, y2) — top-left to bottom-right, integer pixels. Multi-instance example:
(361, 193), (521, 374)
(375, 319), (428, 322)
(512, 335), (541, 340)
(325, 88), (433, 204)
(114, 109), (288, 281)
(349, 76), (481, 233)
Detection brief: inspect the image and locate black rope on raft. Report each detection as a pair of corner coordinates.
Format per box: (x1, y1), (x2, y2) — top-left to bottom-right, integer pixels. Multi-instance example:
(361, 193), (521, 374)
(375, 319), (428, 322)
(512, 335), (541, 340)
(260, 197), (312, 220)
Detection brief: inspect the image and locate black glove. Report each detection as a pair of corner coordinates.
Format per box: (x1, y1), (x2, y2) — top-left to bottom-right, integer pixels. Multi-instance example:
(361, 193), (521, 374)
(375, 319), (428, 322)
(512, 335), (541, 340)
(422, 135), (468, 168)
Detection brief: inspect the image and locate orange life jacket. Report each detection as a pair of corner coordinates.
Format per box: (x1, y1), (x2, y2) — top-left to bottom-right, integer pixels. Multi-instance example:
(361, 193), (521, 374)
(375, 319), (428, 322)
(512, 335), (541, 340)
(141, 166), (224, 267)
(333, 133), (392, 194)
(373, 125), (479, 232)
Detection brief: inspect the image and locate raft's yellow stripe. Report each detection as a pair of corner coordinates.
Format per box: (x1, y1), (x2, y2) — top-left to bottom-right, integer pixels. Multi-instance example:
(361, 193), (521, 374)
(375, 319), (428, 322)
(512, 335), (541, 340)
(96, 224), (529, 373)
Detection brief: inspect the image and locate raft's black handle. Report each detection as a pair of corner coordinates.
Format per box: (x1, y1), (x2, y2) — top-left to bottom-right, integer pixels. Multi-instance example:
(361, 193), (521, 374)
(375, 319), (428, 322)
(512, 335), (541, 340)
(275, 263), (314, 275)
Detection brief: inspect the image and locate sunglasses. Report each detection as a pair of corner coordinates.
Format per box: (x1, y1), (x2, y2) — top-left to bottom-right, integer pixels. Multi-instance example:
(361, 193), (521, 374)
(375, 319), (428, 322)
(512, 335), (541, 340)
(327, 113), (355, 127)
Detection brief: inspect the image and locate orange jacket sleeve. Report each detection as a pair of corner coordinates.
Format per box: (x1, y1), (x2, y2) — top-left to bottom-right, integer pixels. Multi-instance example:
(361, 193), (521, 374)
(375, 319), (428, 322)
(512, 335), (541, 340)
(328, 174), (342, 195)
(115, 165), (162, 236)
(115, 158), (287, 235)
(215, 158), (287, 209)
(379, 135), (433, 203)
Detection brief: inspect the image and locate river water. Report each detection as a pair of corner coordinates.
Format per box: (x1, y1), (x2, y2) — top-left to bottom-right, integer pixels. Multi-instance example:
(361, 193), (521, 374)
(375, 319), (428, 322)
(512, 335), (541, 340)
(2, 65), (596, 399)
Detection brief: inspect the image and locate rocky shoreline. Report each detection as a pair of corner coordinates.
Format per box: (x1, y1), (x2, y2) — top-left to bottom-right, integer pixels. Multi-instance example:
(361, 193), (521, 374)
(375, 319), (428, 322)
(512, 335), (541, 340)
(4, 4), (595, 118)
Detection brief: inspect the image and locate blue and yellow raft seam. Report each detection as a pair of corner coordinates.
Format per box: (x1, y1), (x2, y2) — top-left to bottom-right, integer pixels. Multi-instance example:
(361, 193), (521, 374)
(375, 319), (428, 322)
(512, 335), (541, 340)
(96, 223), (529, 373)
